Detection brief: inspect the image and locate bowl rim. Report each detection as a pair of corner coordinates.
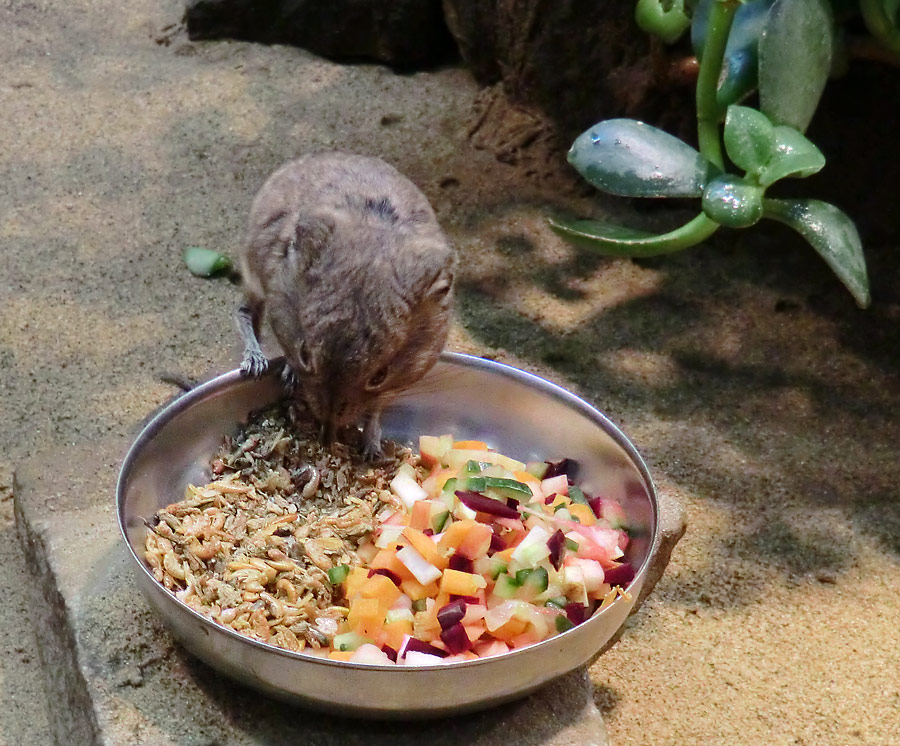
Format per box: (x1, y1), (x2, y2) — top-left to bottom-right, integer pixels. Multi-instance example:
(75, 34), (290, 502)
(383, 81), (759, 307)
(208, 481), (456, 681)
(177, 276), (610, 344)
(117, 351), (661, 672)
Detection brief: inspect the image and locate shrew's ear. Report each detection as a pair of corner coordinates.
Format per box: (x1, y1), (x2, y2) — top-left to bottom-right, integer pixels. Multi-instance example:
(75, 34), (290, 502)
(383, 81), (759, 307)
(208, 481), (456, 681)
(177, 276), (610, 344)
(425, 268), (454, 300)
(287, 208), (338, 266)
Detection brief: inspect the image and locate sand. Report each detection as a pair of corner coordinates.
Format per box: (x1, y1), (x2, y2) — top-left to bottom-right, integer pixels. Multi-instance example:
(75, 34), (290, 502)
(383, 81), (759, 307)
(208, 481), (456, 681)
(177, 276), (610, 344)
(1, 0), (899, 743)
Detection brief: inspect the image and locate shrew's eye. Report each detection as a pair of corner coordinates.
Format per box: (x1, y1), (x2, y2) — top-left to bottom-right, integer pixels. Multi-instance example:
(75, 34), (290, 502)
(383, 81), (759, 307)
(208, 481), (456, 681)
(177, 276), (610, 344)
(366, 365), (390, 390)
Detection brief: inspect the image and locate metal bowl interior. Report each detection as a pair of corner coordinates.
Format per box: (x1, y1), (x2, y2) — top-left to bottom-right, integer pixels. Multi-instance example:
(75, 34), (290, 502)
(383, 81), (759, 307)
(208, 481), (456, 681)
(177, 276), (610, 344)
(117, 352), (660, 718)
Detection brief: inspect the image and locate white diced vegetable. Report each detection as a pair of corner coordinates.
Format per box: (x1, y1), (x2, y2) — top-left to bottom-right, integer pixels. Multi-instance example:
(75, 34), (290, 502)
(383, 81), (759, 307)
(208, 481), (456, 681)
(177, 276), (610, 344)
(396, 545), (442, 585)
(390, 470), (428, 509)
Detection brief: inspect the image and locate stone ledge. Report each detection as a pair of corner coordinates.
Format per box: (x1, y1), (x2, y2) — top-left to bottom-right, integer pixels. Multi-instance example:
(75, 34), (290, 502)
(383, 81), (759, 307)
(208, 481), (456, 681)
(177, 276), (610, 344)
(14, 437), (610, 746)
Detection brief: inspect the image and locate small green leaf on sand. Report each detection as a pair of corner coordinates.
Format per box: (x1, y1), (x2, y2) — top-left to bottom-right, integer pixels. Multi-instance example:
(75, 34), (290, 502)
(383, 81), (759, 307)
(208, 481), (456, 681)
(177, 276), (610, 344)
(184, 246), (233, 278)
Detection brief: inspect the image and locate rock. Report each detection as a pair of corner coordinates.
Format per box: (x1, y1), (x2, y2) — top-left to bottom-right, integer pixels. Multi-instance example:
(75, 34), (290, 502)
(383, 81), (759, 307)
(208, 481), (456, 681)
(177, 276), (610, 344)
(184, 0), (457, 68)
(442, 0), (692, 143)
(596, 488), (687, 657)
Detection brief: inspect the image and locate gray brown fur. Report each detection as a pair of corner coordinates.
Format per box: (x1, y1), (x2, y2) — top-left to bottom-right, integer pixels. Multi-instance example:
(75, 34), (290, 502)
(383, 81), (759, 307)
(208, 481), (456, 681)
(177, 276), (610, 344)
(236, 152), (456, 456)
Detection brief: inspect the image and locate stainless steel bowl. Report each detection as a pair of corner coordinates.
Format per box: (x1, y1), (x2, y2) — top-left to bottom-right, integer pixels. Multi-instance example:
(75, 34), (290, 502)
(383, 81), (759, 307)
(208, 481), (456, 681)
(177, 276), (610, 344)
(117, 352), (660, 718)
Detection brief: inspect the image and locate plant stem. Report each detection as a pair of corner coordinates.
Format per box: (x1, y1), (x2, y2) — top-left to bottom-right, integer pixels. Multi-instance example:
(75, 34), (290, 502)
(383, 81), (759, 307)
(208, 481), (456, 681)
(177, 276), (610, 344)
(549, 213), (720, 257)
(695, 0), (739, 169)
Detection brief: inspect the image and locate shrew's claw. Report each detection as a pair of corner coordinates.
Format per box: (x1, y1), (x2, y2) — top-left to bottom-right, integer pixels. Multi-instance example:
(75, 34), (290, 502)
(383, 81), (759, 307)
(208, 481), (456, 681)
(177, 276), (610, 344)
(240, 351), (269, 379)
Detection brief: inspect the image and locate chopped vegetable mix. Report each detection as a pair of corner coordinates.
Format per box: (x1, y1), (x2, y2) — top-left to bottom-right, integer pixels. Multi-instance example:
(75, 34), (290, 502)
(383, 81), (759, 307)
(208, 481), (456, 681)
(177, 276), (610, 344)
(329, 435), (635, 665)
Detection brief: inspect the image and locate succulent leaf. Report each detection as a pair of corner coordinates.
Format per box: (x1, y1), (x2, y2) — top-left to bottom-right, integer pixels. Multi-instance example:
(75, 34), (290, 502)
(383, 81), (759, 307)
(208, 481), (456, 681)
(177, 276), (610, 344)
(764, 198), (870, 307)
(758, 0), (834, 132)
(184, 246), (233, 278)
(548, 213), (719, 257)
(758, 126), (826, 186)
(568, 119), (719, 199)
(723, 105), (776, 175)
(701, 175), (765, 228)
(692, 0), (776, 107)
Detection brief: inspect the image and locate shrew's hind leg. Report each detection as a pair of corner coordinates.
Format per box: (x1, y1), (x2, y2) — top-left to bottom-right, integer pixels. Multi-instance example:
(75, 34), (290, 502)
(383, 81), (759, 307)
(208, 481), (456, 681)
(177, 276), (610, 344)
(235, 298), (268, 377)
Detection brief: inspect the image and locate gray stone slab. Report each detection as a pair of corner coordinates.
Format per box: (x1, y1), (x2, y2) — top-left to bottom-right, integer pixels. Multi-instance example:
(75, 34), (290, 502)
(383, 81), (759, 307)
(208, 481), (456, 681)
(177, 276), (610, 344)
(15, 437), (611, 746)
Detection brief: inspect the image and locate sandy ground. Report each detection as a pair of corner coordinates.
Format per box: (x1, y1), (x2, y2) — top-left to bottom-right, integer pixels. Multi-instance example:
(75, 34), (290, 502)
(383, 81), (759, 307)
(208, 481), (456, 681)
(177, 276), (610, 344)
(2, 0), (900, 744)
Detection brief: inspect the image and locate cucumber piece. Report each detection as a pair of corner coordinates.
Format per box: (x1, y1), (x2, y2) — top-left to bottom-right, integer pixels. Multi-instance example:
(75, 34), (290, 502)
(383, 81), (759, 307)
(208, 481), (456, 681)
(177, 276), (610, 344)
(493, 573), (521, 599)
(482, 476), (532, 500)
(568, 485), (589, 505)
(524, 566), (549, 592)
(432, 510), (451, 533)
(565, 538), (580, 551)
(555, 507), (574, 522)
(333, 631), (374, 652)
(411, 598), (428, 613)
(545, 595), (569, 610)
(515, 567), (550, 601)
(525, 461), (549, 479)
(555, 614), (575, 633)
(327, 564), (350, 585)
(463, 460), (490, 476)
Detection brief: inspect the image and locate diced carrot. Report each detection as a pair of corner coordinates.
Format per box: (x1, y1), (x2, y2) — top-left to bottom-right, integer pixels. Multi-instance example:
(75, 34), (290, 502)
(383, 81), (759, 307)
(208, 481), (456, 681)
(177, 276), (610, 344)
(413, 609), (441, 641)
(464, 623), (486, 643)
(457, 522), (494, 559)
(400, 577), (440, 601)
(452, 440), (489, 450)
(548, 494), (569, 510)
(402, 526), (448, 569)
(444, 449), (525, 473)
(440, 569), (487, 597)
(568, 503), (597, 526)
(513, 471), (545, 500)
(409, 500), (433, 531)
(432, 592), (451, 611)
(344, 566), (370, 599)
(488, 616), (529, 642)
(328, 650), (355, 662)
(358, 574), (403, 616)
(369, 549), (415, 582)
(492, 547), (516, 562)
(348, 597), (383, 637)
(437, 519), (482, 553)
(382, 619), (414, 650)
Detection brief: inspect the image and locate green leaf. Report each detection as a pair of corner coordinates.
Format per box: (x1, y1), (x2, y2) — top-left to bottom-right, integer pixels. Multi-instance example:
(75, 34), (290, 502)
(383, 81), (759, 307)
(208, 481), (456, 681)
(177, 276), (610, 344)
(764, 198), (870, 307)
(568, 119), (719, 199)
(635, 0), (691, 44)
(860, 0), (900, 56)
(757, 126), (825, 186)
(701, 175), (765, 228)
(548, 213), (719, 257)
(184, 246), (233, 278)
(692, 0), (776, 107)
(723, 105), (776, 175)
(758, 0), (834, 132)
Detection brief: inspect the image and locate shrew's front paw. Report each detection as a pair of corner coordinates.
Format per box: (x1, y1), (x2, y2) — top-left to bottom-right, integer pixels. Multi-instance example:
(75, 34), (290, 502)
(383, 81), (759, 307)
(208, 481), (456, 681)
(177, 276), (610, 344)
(362, 437), (384, 462)
(240, 350), (269, 378)
(280, 362), (300, 392)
